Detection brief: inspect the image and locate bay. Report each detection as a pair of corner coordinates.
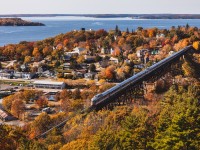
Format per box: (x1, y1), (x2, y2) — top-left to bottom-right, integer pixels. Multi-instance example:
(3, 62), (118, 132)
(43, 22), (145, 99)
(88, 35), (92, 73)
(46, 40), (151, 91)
(1, 16), (200, 46)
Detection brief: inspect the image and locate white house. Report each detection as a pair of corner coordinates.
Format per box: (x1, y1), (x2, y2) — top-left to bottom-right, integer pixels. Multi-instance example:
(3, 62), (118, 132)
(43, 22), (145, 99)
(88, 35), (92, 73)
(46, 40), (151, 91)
(109, 57), (119, 64)
(156, 33), (165, 39)
(66, 47), (86, 56)
(22, 73), (35, 80)
(136, 49), (149, 58)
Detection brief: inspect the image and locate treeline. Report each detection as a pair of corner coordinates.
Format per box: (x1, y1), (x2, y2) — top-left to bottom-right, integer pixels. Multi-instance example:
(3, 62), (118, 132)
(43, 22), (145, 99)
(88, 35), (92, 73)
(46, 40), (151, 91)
(2, 14), (200, 19)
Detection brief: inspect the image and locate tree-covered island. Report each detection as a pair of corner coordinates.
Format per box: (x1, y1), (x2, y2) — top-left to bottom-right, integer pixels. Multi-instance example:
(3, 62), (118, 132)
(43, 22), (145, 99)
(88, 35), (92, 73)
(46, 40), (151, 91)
(0, 18), (45, 26)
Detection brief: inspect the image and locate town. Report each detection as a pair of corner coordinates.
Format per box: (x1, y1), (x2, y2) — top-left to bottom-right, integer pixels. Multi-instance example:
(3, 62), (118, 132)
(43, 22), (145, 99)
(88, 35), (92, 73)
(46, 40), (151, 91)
(0, 27), (172, 123)
(0, 24), (200, 149)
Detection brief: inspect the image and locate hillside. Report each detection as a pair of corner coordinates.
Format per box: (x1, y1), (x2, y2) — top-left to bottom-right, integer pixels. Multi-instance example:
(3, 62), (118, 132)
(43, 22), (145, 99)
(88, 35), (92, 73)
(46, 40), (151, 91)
(0, 25), (200, 149)
(0, 18), (45, 26)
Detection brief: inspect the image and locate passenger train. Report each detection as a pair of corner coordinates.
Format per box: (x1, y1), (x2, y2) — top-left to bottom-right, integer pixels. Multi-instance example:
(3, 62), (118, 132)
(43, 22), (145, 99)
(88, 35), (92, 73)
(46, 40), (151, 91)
(91, 46), (192, 106)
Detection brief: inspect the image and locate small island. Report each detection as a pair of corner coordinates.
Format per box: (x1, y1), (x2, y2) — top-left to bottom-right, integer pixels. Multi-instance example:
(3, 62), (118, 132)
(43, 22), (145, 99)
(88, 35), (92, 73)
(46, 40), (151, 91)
(0, 18), (45, 26)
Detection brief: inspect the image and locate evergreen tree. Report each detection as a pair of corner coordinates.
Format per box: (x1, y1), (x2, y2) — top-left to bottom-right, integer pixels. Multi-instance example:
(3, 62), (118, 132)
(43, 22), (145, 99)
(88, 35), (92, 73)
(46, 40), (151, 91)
(126, 27), (129, 34)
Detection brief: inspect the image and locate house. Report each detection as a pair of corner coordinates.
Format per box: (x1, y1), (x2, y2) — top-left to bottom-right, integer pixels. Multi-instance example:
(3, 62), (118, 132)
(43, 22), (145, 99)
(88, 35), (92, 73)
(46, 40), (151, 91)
(41, 70), (55, 77)
(33, 80), (66, 89)
(56, 43), (63, 50)
(73, 47), (86, 54)
(63, 63), (71, 70)
(63, 55), (71, 62)
(99, 60), (109, 68)
(0, 69), (14, 79)
(84, 55), (96, 62)
(20, 64), (28, 72)
(12, 72), (35, 79)
(80, 63), (89, 69)
(109, 57), (119, 64)
(74, 72), (84, 78)
(66, 47), (86, 56)
(136, 49), (150, 63)
(0, 56), (8, 61)
(22, 73), (35, 80)
(81, 28), (86, 31)
(151, 50), (159, 55)
(101, 48), (112, 54)
(84, 72), (97, 79)
(72, 70), (86, 78)
(75, 69), (87, 74)
(13, 72), (22, 79)
(169, 51), (175, 55)
(0, 108), (16, 121)
(45, 92), (58, 101)
(135, 64), (145, 69)
(0, 72), (12, 79)
(156, 33), (165, 39)
(136, 49), (149, 58)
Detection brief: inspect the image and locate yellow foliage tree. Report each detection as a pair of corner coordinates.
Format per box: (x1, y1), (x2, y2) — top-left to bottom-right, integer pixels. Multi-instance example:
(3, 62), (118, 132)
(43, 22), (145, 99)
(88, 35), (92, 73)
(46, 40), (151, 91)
(24, 56), (32, 63)
(193, 41), (200, 50)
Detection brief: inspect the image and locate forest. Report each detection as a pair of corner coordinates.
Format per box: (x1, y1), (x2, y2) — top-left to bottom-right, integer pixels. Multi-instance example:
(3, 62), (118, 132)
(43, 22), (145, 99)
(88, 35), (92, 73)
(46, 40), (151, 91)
(0, 18), (45, 26)
(0, 25), (200, 149)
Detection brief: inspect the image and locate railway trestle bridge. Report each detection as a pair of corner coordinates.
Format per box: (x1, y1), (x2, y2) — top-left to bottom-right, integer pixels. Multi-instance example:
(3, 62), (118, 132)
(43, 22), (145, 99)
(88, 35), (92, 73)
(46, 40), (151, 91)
(35, 45), (194, 139)
(92, 45), (194, 110)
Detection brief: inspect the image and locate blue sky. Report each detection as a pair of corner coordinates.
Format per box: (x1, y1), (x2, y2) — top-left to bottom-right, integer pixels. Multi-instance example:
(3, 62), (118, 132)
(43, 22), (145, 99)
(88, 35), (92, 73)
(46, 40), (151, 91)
(1, 0), (200, 14)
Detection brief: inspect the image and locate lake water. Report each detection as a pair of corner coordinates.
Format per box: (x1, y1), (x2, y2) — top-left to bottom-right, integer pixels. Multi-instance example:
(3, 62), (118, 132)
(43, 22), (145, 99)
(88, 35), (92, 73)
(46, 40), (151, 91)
(1, 16), (200, 46)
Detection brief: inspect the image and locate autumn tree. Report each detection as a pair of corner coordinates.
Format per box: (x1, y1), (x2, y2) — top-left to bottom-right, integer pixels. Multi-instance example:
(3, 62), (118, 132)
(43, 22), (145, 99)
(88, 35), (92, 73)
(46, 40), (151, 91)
(72, 88), (81, 100)
(149, 39), (157, 49)
(2, 95), (14, 112)
(148, 28), (157, 38)
(24, 56), (32, 63)
(95, 29), (108, 39)
(105, 66), (115, 80)
(89, 63), (96, 72)
(0, 125), (25, 150)
(60, 89), (72, 112)
(11, 99), (25, 119)
(42, 46), (53, 56)
(193, 41), (200, 51)
(116, 68), (125, 81)
(32, 47), (41, 61)
(32, 112), (52, 136)
(35, 96), (48, 109)
(113, 47), (121, 56)
(77, 55), (85, 64)
(128, 53), (137, 61)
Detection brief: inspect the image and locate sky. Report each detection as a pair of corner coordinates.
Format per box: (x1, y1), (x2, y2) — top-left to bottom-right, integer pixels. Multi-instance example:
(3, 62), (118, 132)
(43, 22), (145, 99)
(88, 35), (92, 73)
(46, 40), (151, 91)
(1, 0), (200, 14)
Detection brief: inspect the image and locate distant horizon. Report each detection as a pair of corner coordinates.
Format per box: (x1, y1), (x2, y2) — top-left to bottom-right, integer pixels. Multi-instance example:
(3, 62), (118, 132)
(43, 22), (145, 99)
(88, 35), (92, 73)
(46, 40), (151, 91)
(1, 14), (200, 20)
(1, 13), (200, 15)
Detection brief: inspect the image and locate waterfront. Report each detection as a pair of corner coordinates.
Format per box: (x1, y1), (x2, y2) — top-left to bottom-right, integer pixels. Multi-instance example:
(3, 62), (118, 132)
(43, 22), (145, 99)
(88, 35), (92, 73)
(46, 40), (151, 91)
(1, 16), (200, 46)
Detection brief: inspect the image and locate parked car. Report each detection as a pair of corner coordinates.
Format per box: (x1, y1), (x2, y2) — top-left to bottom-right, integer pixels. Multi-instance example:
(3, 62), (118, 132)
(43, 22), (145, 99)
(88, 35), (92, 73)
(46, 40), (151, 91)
(42, 107), (52, 114)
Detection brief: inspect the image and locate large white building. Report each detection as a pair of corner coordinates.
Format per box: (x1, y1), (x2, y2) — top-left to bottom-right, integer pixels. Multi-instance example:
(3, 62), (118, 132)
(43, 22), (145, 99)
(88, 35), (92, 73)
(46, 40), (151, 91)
(33, 80), (66, 89)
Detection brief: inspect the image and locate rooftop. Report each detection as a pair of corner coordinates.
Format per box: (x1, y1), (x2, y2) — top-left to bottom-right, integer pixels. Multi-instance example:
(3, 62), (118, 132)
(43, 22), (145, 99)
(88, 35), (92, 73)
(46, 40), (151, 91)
(33, 80), (64, 85)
